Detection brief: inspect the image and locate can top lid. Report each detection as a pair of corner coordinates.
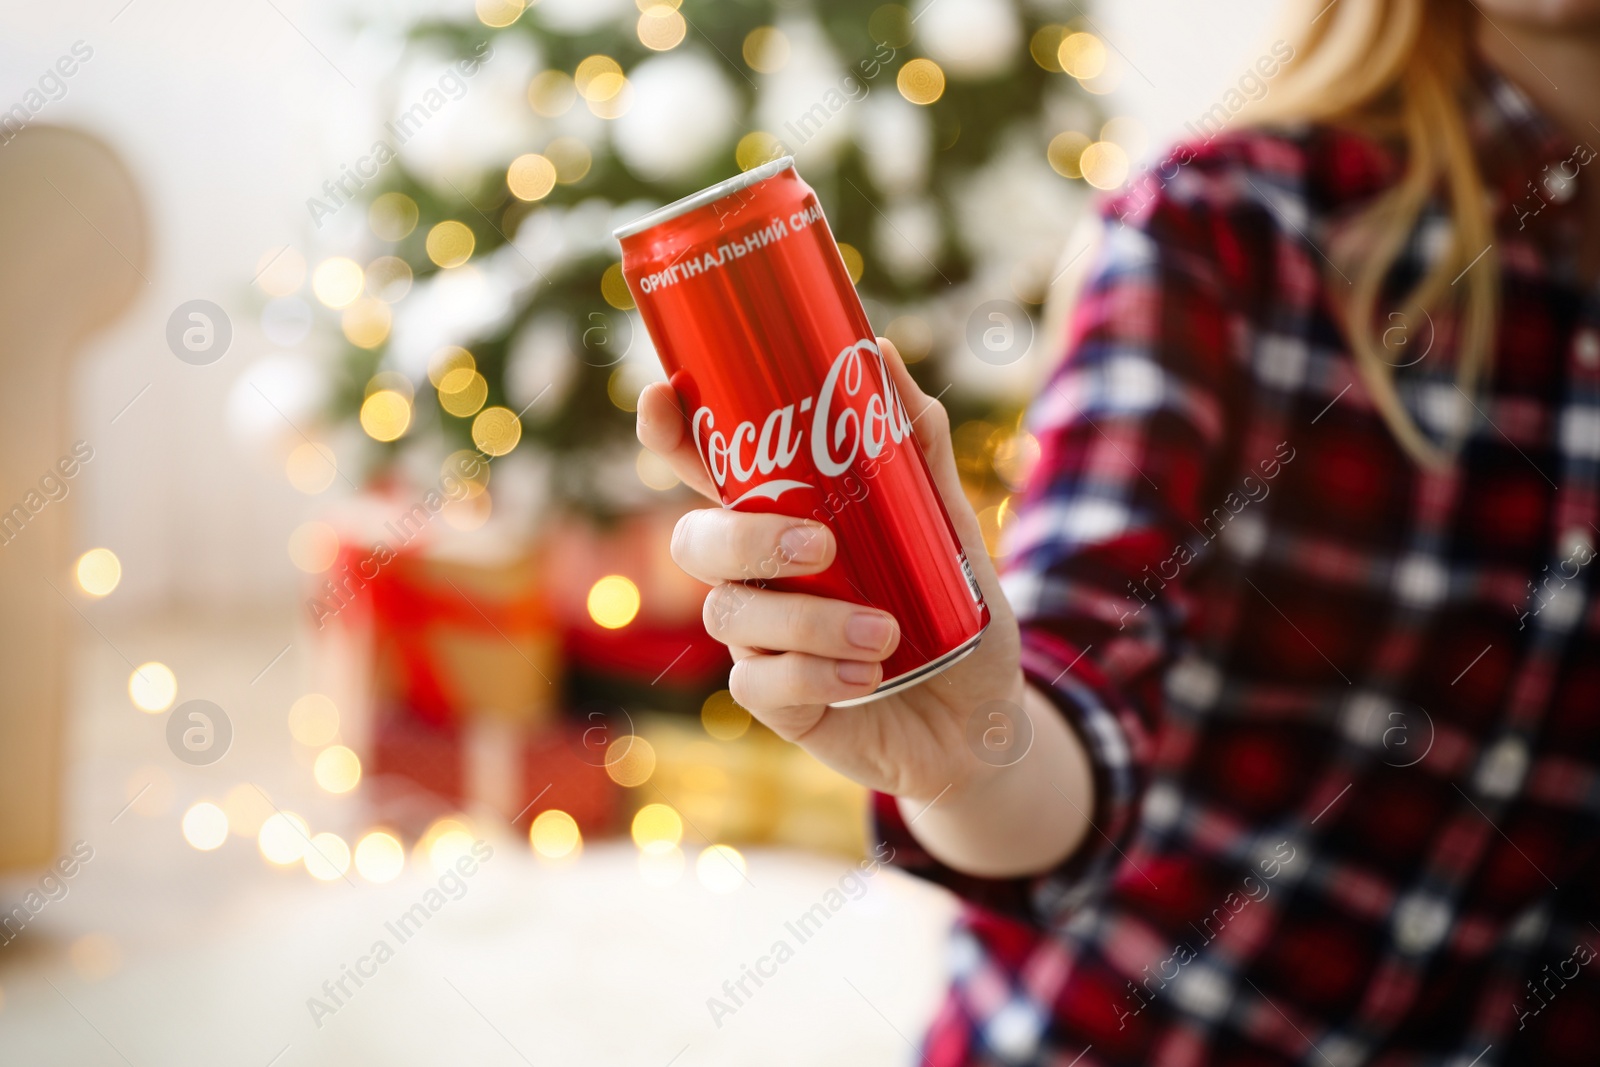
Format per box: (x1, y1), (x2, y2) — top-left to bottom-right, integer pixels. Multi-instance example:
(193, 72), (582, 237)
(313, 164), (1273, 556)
(612, 155), (795, 241)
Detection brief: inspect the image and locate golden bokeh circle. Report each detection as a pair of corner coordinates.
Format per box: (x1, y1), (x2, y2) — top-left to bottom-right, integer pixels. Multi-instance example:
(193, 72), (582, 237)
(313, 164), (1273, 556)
(1047, 131), (1093, 179)
(76, 547), (122, 597)
(637, 5), (686, 51)
(1079, 140), (1130, 190)
(735, 130), (785, 172)
(547, 137), (593, 184)
(360, 390), (412, 443)
(426, 221), (475, 269)
(701, 689), (752, 741)
(605, 735), (656, 787)
(475, 0), (524, 28)
(574, 55), (623, 99)
(289, 693), (340, 747)
(369, 193), (419, 242)
(471, 406), (522, 456)
(1058, 33), (1107, 80)
(528, 71), (576, 117)
(631, 803), (683, 852)
(531, 809), (581, 859)
(600, 262), (635, 310)
(342, 297), (393, 349)
(438, 368), (489, 417)
(742, 27), (790, 73)
(587, 574), (641, 629)
(837, 242), (865, 284)
(507, 153), (557, 202)
(896, 58), (946, 106)
(312, 257), (364, 308)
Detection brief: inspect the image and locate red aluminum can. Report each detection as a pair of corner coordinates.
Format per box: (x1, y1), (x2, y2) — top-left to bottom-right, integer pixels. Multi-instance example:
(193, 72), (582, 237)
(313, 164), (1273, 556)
(615, 156), (990, 705)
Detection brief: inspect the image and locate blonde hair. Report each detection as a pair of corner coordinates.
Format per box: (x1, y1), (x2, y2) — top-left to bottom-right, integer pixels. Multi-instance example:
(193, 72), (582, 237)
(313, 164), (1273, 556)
(1249, 0), (1496, 468)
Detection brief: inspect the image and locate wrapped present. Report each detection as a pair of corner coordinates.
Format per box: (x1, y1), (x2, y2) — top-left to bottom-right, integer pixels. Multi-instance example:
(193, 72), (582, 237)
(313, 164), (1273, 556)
(306, 503), (616, 837)
(542, 507), (732, 711)
(641, 711), (868, 858)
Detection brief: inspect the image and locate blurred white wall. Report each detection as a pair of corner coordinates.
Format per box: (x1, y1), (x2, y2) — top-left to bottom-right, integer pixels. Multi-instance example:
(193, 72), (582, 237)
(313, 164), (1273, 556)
(0, 0), (1284, 616)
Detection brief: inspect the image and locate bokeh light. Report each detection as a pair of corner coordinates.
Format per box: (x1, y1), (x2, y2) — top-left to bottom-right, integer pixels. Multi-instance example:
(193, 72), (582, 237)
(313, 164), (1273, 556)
(631, 803), (683, 853)
(354, 831), (405, 883)
(1058, 32), (1107, 79)
(285, 442), (338, 494)
(181, 802), (229, 851)
(547, 137), (593, 183)
(255, 246), (306, 297)
(600, 262), (634, 310)
(635, 447), (679, 491)
(530, 809), (581, 860)
(742, 27), (790, 72)
(528, 71), (576, 117)
(475, 0), (523, 28)
(258, 811), (311, 865)
(421, 817), (477, 872)
(897, 58), (946, 105)
(75, 547), (121, 597)
(868, 4), (913, 48)
(128, 662), (177, 714)
(837, 242), (865, 284)
(471, 406), (522, 456)
(369, 192), (419, 242)
(701, 689), (752, 741)
(575, 55), (623, 99)
(507, 153), (557, 201)
(637, 5), (686, 51)
(312, 257), (364, 308)
(313, 745), (362, 794)
(1047, 131), (1092, 179)
(736, 131), (784, 172)
(587, 575), (641, 629)
(360, 390), (412, 442)
(287, 521), (340, 573)
(342, 297), (392, 349)
(304, 832), (351, 881)
(1079, 141), (1130, 190)
(605, 735), (656, 787)
(365, 255), (413, 302)
(428, 345), (475, 386)
(695, 844), (747, 893)
(222, 783), (274, 838)
(426, 221), (475, 268)
(438, 368), (489, 417)
(288, 693), (340, 747)
(1030, 25), (1068, 72)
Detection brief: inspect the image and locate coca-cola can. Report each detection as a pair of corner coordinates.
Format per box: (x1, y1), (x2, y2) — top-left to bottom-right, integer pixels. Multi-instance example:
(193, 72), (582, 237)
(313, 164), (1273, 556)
(615, 157), (990, 706)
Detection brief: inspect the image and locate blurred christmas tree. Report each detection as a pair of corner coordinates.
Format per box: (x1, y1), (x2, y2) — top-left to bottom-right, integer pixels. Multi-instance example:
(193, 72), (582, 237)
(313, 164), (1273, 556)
(326, 0), (1122, 519)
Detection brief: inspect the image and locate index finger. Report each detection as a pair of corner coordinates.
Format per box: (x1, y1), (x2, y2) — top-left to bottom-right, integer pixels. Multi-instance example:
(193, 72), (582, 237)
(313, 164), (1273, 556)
(636, 381), (720, 502)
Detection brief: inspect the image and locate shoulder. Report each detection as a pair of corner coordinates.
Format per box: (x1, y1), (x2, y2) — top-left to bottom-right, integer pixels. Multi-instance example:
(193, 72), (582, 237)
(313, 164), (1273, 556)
(1092, 122), (1396, 298)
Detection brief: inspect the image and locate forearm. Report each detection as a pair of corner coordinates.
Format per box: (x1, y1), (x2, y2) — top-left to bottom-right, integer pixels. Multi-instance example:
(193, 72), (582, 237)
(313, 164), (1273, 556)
(895, 682), (1096, 878)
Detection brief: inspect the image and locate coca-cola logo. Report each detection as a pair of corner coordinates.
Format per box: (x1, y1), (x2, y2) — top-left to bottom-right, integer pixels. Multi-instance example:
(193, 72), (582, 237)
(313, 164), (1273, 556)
(692, 338), (912, 507)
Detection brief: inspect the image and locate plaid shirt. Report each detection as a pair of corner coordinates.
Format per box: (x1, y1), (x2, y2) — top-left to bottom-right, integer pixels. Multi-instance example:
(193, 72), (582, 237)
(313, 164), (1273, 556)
(874, 60), (1600, 1067)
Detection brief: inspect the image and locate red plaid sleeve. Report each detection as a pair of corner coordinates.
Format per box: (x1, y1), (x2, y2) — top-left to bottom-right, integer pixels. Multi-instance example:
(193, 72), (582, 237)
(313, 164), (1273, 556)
(875, 163), (1245, 924)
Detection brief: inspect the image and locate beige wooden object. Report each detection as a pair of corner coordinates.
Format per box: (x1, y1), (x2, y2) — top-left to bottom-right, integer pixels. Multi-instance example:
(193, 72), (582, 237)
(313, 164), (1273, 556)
(0, 126), (147, 871)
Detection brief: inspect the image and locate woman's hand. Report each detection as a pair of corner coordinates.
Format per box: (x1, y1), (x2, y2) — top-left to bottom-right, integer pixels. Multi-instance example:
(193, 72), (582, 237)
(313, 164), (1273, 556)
(638, 337), (1094, 876)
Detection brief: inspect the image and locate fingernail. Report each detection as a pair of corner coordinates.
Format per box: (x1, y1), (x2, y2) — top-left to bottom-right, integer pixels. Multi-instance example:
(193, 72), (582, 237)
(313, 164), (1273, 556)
(845, 611), (893, 652)
(837, 660), (877, 686)
(779, 524), (825, 565)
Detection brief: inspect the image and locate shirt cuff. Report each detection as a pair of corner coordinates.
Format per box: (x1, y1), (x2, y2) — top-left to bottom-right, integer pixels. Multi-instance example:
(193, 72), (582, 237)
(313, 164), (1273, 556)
(869, 628), (1148, 927)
